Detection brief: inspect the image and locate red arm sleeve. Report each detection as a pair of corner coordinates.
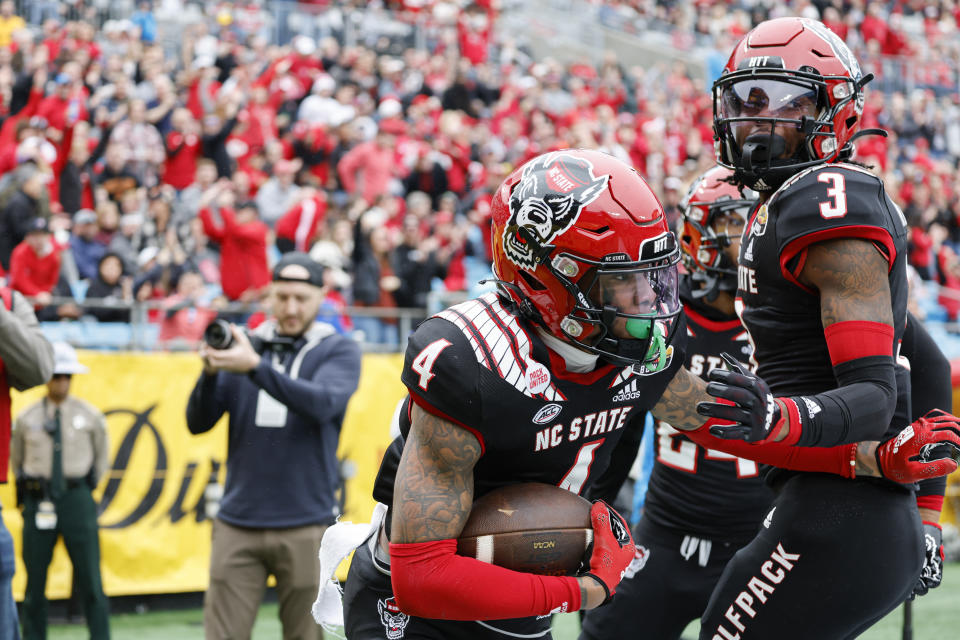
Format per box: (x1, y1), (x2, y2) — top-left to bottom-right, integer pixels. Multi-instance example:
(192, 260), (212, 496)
(390, 539), (581, 620)
(684, 424), (857, 479)
(228, 218), (268, 243)
(198, 207), (224, 242)
(54, 124), (75, 175)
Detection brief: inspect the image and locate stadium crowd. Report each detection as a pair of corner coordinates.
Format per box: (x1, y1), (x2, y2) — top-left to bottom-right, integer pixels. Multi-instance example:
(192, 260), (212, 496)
(0, 0), (959, 346)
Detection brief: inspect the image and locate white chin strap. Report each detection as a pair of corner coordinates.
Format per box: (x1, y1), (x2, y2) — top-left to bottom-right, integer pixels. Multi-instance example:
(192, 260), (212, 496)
(536, 329), (599, 373)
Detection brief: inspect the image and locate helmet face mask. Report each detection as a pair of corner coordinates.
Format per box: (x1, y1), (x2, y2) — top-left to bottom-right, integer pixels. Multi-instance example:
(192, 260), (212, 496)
(680, 166), (756, 300)
(713, 18), (867, 191)
(490, 150), (682, 370)
(551, 236), (682, 365)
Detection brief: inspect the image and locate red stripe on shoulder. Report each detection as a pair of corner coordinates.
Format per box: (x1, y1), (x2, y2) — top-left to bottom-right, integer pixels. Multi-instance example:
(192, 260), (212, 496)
(779, 226), (896, 293)
(823, 320), (894, 366)
(407, 390), (486, 456)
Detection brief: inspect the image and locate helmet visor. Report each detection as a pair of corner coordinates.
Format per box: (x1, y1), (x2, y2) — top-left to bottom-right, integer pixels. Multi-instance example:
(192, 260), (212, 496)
(719, 79), (819, 124)
(587, 266), (680, 339)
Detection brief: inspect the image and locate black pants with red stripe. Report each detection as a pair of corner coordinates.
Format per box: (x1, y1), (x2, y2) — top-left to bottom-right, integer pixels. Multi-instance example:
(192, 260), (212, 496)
(698, 474), (923, 640)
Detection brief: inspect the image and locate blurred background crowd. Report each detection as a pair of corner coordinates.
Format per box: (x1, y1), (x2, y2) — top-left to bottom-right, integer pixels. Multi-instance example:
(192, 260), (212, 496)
(2, 0), (960, 350)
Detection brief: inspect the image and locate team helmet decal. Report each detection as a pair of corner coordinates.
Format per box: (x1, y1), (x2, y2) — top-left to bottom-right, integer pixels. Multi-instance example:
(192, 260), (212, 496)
(503, 152), (610, 270)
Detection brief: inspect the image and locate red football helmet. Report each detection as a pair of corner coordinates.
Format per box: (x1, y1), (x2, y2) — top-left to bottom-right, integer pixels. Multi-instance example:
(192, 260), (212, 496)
(680, 166), (757, 300)
(713, 17), (873, 191)
(490, 149), (681, 368)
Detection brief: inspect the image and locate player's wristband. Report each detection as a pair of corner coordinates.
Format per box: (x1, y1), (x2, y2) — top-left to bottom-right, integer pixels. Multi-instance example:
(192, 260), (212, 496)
(917, 494), (944, 513)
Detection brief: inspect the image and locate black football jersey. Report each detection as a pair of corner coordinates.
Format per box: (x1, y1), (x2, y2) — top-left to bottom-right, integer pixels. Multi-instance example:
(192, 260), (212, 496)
(372, 292), (684, 514)
(643, 296), (774, 542)
(736, 163), (911, 446)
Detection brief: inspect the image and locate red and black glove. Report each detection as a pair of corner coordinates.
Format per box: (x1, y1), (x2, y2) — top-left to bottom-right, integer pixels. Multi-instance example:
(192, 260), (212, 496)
(875, 409), (960, 483)
(583, 500), (635, 604)
(696, 353), (791, 444)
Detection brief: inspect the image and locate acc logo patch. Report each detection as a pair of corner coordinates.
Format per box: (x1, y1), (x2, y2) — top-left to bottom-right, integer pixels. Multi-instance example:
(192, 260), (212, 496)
(503, 152), (609, 270)
(378, 597), (410, 639)
(532, 403), (563, 425)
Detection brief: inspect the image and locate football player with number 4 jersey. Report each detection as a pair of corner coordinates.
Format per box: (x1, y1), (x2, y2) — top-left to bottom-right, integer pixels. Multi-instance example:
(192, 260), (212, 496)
(333, 149), (960, 640)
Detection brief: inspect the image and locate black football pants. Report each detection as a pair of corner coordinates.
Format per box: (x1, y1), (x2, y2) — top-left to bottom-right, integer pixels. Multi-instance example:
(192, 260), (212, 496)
(698, 474), (923, 640)
(343, 533), (553, 639)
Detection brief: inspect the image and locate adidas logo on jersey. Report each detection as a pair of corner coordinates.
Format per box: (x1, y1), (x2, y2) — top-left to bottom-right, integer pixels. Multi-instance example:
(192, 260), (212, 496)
(612, 379), (643, 403)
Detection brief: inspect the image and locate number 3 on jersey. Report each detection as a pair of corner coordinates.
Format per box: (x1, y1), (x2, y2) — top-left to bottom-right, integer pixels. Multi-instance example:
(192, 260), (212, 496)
(817, 172), (847, 219)
(412, 339), (453, 390)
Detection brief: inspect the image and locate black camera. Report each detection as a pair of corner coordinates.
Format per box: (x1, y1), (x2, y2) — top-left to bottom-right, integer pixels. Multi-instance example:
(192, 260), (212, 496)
(203, 319), (297, 354)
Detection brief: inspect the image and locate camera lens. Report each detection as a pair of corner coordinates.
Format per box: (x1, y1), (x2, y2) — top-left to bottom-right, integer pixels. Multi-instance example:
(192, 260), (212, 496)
(203, 319), (234, 350)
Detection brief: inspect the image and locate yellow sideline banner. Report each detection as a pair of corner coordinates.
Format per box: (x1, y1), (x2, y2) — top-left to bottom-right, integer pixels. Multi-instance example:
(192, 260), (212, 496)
(3, 350), (405, 600)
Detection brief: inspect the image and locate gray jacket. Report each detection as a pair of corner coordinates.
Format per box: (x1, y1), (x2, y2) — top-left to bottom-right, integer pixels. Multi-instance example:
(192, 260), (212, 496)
(0, 290), (54, 390)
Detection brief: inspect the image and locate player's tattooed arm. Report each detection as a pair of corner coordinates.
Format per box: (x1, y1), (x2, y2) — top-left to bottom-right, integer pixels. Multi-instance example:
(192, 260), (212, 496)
(650, 366), (711, 431)
(799, 237), (893, 327)
(391, 403), (482, 543)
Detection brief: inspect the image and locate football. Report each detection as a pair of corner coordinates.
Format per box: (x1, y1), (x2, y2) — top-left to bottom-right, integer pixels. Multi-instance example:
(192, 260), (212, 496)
(456, 482), (593, 576)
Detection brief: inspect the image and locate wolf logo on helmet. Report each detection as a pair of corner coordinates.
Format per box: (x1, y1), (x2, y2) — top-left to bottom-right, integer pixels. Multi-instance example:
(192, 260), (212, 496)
(503, 152), (610, 270)
(490, 149), (682, 369)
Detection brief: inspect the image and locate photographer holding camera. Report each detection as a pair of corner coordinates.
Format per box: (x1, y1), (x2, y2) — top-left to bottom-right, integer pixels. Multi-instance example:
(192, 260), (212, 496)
(186, 252), (361, 640)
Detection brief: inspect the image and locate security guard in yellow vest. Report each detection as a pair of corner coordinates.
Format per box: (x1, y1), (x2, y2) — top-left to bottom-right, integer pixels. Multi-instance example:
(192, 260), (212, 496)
(11, 342), (110, 640)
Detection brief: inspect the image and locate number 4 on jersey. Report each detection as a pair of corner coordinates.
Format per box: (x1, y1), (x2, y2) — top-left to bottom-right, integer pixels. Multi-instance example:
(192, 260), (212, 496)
(412, 339), (453, 390)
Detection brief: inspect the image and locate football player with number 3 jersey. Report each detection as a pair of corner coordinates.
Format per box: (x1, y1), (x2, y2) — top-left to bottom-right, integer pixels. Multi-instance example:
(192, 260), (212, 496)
(580, 166), (955, 640)
(336, 149), (960, 640)
(684, 17), (960, 639)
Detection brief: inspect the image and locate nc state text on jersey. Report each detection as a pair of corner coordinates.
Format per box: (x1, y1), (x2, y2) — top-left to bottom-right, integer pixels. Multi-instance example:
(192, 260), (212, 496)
(534, 407), (634, 452)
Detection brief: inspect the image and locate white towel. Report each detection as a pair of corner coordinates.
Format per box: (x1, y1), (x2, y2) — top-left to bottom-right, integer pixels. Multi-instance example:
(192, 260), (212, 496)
(312, 502), (389, 629)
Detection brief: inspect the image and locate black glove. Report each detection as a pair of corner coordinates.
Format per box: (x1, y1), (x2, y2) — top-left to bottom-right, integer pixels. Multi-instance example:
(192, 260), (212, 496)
(696, 352), (782, 443)
(913, 522), (944, 598)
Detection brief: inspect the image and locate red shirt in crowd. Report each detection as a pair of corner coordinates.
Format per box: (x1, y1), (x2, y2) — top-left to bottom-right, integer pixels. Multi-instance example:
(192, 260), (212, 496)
(337, 140), (398, 205)
(163, 130), (202, 190)
(276, 194), (327, 253)
(158, 300), (217, 344)
(36, 91), (88, 132)
(198, 206), (270, 301)
(9, 241), (61, 297)
(457, 17), (491, 65)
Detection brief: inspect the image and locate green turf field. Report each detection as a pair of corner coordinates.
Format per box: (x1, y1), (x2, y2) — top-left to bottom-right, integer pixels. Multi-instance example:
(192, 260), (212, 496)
(46, 563), (960, 639)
